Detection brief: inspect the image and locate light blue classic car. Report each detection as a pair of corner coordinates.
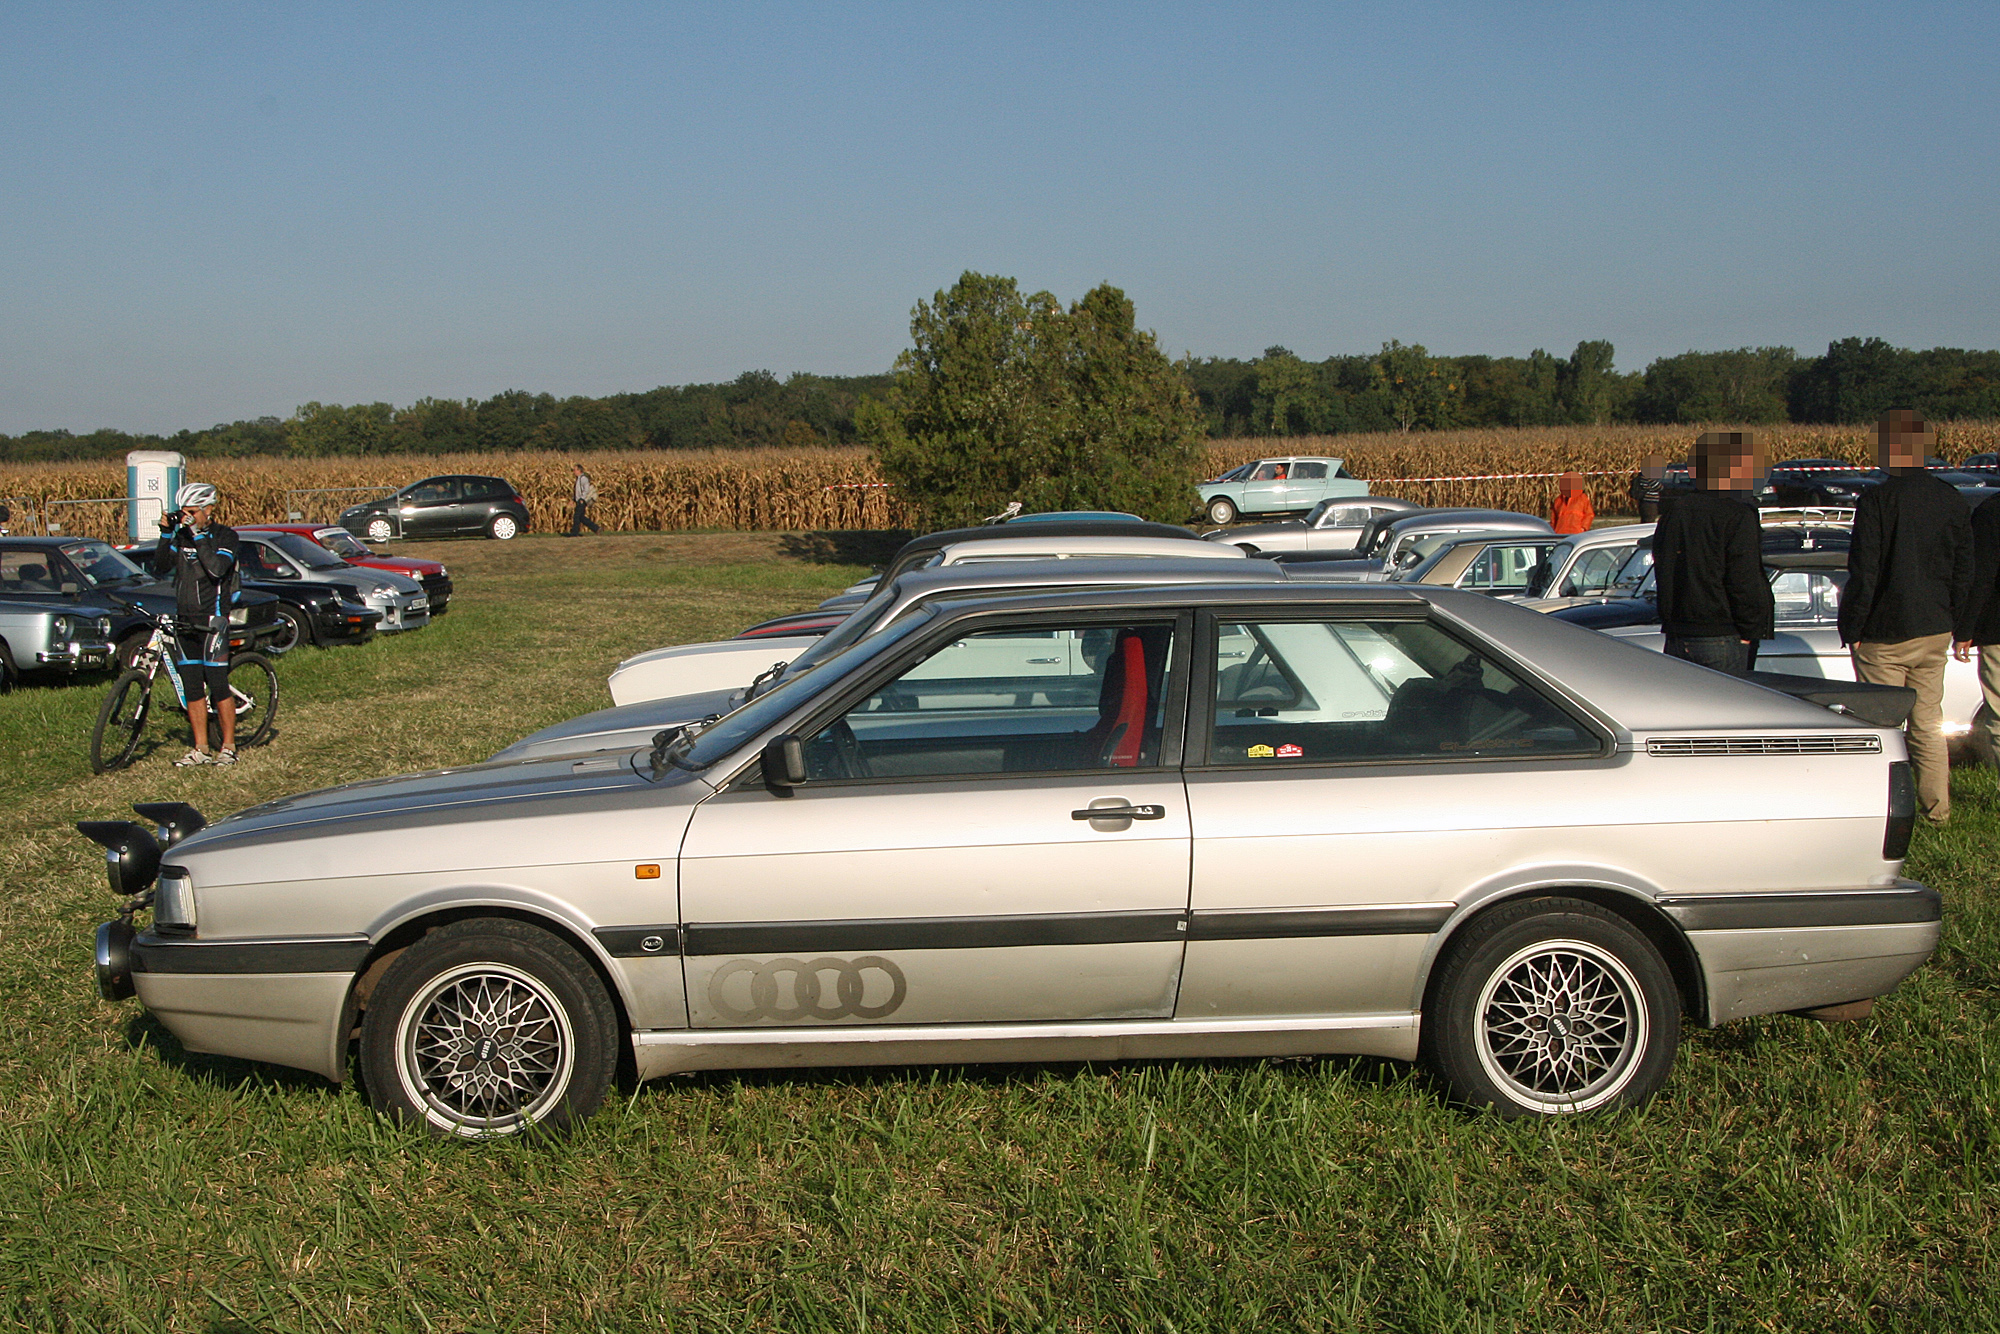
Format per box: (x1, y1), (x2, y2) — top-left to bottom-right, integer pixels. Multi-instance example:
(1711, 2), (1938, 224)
(1198, 457), (1371, 526)
(0, 595), (116, 690)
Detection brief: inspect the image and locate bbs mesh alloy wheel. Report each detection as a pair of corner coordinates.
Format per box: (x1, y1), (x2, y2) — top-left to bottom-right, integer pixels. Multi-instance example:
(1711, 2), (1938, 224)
(360, 919), (617, 1137)
(1423, 897), (1680, 1116)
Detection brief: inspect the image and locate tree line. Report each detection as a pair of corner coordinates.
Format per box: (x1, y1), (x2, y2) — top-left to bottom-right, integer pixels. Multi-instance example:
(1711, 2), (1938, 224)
(5, 335), (1996, 465)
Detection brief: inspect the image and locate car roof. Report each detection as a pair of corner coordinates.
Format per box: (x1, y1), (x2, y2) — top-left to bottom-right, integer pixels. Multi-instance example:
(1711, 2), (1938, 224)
(0, 536), (89, 549)
(936, 534), (1247, 564)
(1383, 509), (1551, 534)
(1554, 522), (1655, 546)
(891, 555), (1287, 599)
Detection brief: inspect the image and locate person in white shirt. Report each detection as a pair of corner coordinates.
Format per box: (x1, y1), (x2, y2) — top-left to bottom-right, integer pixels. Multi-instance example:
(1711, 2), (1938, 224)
(568, 465), (601, 536)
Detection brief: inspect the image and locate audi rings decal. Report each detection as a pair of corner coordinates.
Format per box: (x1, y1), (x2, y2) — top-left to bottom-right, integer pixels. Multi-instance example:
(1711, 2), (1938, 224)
(707, 956), (908, 1023)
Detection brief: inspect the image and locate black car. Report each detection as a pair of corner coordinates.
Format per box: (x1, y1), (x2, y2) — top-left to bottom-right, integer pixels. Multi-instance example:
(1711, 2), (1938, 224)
(339, 475), (530, 542)
(121, 538), (382, 654)
(0, 536), (283, 667)
(1660, 461), (1779, 507)
(1765, 458), (1882, 507)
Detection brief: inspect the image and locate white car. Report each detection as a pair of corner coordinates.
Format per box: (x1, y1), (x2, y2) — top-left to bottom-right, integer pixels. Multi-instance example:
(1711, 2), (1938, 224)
(609, 536), (1248, 705)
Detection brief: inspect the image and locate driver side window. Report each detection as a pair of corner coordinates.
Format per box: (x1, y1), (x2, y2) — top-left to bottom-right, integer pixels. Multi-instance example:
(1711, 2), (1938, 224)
(801, 621), (1178, 782)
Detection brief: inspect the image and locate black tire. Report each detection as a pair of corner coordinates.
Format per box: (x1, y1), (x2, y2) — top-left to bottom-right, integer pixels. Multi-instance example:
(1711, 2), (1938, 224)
(209, 652), (278, 750)
(115, 633), (149, 672)
(1206, 497), (1238, 526)
(489, 513), (519, 540)
(365, 516), (394, 542)
(0, 644), (15, 694)
(90, 669), (154, 773)
(1422, 896), (1680, 1116)
(359, 918), (619, 1137)
(268, 606), (312, 656)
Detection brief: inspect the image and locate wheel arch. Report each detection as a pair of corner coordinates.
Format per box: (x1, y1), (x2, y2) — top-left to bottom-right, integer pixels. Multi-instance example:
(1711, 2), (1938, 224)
(1415, 882), (1709, 1028)
(332, 901), (638, 1087)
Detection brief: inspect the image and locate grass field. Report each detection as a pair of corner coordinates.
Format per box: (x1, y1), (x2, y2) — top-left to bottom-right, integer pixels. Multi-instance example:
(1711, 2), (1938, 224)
(1, 532), (1996, 1331)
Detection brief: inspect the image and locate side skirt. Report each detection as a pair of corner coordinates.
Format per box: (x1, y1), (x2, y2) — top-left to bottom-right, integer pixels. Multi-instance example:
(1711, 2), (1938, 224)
(631, 1012), (1419, 1079)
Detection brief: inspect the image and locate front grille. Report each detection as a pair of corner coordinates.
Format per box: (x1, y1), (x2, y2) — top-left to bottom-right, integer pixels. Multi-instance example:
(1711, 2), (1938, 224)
(1646, 734), (1882, 756)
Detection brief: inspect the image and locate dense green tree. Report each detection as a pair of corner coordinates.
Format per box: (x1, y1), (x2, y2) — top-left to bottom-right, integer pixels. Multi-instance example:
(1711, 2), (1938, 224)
(1630, 348), (1796, 423)
(1253, 347), (1333, 435)
(1372, 341), (1462, 431)
(865, 272), (1206, 527)
(1559, 340), (1620, 424)
(288, 401), (394, 456)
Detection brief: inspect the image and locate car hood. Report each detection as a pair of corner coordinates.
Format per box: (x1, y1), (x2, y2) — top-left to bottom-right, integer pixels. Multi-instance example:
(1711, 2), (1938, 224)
(353, 555), (445, 576)
(173, 749), (711, 856)
(614, 635), (816, 673)
(490, 687), (743, 761)
(1204, 520), (1308, 541)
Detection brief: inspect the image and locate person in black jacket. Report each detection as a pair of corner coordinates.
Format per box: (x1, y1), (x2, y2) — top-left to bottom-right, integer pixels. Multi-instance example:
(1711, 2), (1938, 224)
(144, 481), (243, 766)
(1952, 488), (2000, 772)
(1652, 431), (1773, 677)
(1841, 410), (1973, 824)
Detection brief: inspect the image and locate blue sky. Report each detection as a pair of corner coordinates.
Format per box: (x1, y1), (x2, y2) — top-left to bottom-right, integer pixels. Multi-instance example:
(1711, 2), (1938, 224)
(2, 1), (1995, 434)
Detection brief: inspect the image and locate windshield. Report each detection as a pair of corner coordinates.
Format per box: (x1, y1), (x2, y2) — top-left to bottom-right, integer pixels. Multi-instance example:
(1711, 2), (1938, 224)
(314, 528), (371, 558)
(677, 608), (937, 770)
(60, 541), (146, 588)
(260, 531), (349, 570)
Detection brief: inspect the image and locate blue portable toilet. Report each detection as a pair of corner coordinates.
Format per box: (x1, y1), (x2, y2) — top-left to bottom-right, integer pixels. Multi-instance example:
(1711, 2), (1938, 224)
(126, 451), (184, 541)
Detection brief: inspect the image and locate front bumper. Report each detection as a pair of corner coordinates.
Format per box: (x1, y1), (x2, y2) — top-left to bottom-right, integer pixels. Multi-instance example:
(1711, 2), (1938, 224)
(35, 639), (114, 671)
(370, 593), (431, 633)
(313, 601), (383, 645)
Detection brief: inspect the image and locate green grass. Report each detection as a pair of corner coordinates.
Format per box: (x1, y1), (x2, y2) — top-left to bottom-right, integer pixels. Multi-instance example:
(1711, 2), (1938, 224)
(1, 532), (1995, 1332)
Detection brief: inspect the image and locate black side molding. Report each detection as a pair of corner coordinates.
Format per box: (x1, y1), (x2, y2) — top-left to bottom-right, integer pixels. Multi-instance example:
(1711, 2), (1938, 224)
(129, 934), (372, 975)
(686, 911), (1186, 956)
(1658, 881), (1939, 931)
(593, 925), (684, 957)
(1187, 905), (1453, 940)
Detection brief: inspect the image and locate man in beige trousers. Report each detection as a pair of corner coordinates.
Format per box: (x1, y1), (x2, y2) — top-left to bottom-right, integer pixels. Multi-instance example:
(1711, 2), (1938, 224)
(1839, 410), (1973, 824)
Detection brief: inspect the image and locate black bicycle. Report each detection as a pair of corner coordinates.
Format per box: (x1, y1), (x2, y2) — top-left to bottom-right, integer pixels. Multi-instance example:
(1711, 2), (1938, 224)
(90, 605), (278, 773)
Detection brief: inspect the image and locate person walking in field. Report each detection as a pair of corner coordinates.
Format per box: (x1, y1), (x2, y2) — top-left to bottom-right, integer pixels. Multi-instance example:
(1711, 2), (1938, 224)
(145, 481), (242, 766)
(1841, 409), (1974, 826)
(1651, 431), (1772, 679)
(1551, 471), (1594, 533)
(1631, 455), (1666, 522)
(1953, 487), (2000, 772)
(568, 464), (601, 536)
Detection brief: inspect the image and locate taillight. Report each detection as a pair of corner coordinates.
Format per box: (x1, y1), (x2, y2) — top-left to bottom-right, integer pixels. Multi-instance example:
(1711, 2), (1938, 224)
(1884, 761), (1915, 859)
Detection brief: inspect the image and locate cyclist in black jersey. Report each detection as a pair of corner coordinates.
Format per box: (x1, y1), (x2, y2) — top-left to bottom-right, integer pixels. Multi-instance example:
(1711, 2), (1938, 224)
(145, 482), (242, 766)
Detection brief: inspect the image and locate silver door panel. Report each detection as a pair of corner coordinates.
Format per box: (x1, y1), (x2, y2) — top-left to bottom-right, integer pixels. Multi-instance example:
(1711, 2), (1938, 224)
(679, 774), (1192, 1024)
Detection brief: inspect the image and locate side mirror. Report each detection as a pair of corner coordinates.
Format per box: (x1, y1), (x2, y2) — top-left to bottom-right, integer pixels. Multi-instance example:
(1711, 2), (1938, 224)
(762, 733), (806, 796)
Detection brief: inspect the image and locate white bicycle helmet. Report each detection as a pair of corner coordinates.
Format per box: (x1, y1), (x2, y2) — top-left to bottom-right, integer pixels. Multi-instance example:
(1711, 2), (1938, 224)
(174, 481), (218, 510)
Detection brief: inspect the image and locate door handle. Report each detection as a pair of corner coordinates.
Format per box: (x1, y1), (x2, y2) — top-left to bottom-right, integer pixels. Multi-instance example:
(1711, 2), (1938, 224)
(1072, 804), (1166, 821)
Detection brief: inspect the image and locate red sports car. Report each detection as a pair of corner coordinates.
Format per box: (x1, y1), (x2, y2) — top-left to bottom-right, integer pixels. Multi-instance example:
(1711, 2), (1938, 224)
(242, 524), (453, 615)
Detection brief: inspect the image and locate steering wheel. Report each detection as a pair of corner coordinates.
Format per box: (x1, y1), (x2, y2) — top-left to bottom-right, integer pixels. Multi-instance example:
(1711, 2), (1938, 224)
(828, 719), (872, 779)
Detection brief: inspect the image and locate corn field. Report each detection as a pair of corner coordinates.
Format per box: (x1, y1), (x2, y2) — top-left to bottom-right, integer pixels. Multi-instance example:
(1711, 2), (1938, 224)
(3, 423), (1997, 542)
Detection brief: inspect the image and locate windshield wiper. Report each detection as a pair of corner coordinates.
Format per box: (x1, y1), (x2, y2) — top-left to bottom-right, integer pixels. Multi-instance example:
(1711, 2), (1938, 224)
(746, 660), (790, 699)
(647, 714), (723, 777)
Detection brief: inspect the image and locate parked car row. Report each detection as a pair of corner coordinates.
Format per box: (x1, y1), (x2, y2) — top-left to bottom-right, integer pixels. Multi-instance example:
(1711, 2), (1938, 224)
(80, 507), (1942, 1141)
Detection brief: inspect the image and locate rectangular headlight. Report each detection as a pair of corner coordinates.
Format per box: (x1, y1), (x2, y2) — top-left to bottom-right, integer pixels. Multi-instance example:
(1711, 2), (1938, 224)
(228, 607), (249, 625)
(154, 870), (196, 930)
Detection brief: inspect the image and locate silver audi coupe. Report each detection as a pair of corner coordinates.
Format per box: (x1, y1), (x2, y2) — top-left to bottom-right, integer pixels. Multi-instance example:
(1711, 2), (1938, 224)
(83, 583), (1937, 1136)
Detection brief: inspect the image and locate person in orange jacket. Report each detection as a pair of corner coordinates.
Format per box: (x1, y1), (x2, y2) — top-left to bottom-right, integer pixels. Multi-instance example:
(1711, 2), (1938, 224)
(1551, 470), (1595, 533)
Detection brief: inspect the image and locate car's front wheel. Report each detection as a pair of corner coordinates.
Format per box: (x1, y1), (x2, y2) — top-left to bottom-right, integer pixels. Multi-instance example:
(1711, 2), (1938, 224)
(365, 516), (394, 543)
(1206, 497), (1238, 526)
(268, 606), (311, 655)
(1423, 896), (1680, 1116)
(359, 918), (618, 1137)
(489, 514), (519, 540)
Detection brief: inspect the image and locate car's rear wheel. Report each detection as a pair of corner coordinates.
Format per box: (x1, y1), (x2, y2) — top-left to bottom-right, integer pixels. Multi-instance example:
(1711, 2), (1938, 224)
(489, 514), (519, 540)
(1423, 896), (1679, 1116)
(365, 517), (394, 542)
(1206, 497), (1238, 526)
(359, 918), (617, 1137)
